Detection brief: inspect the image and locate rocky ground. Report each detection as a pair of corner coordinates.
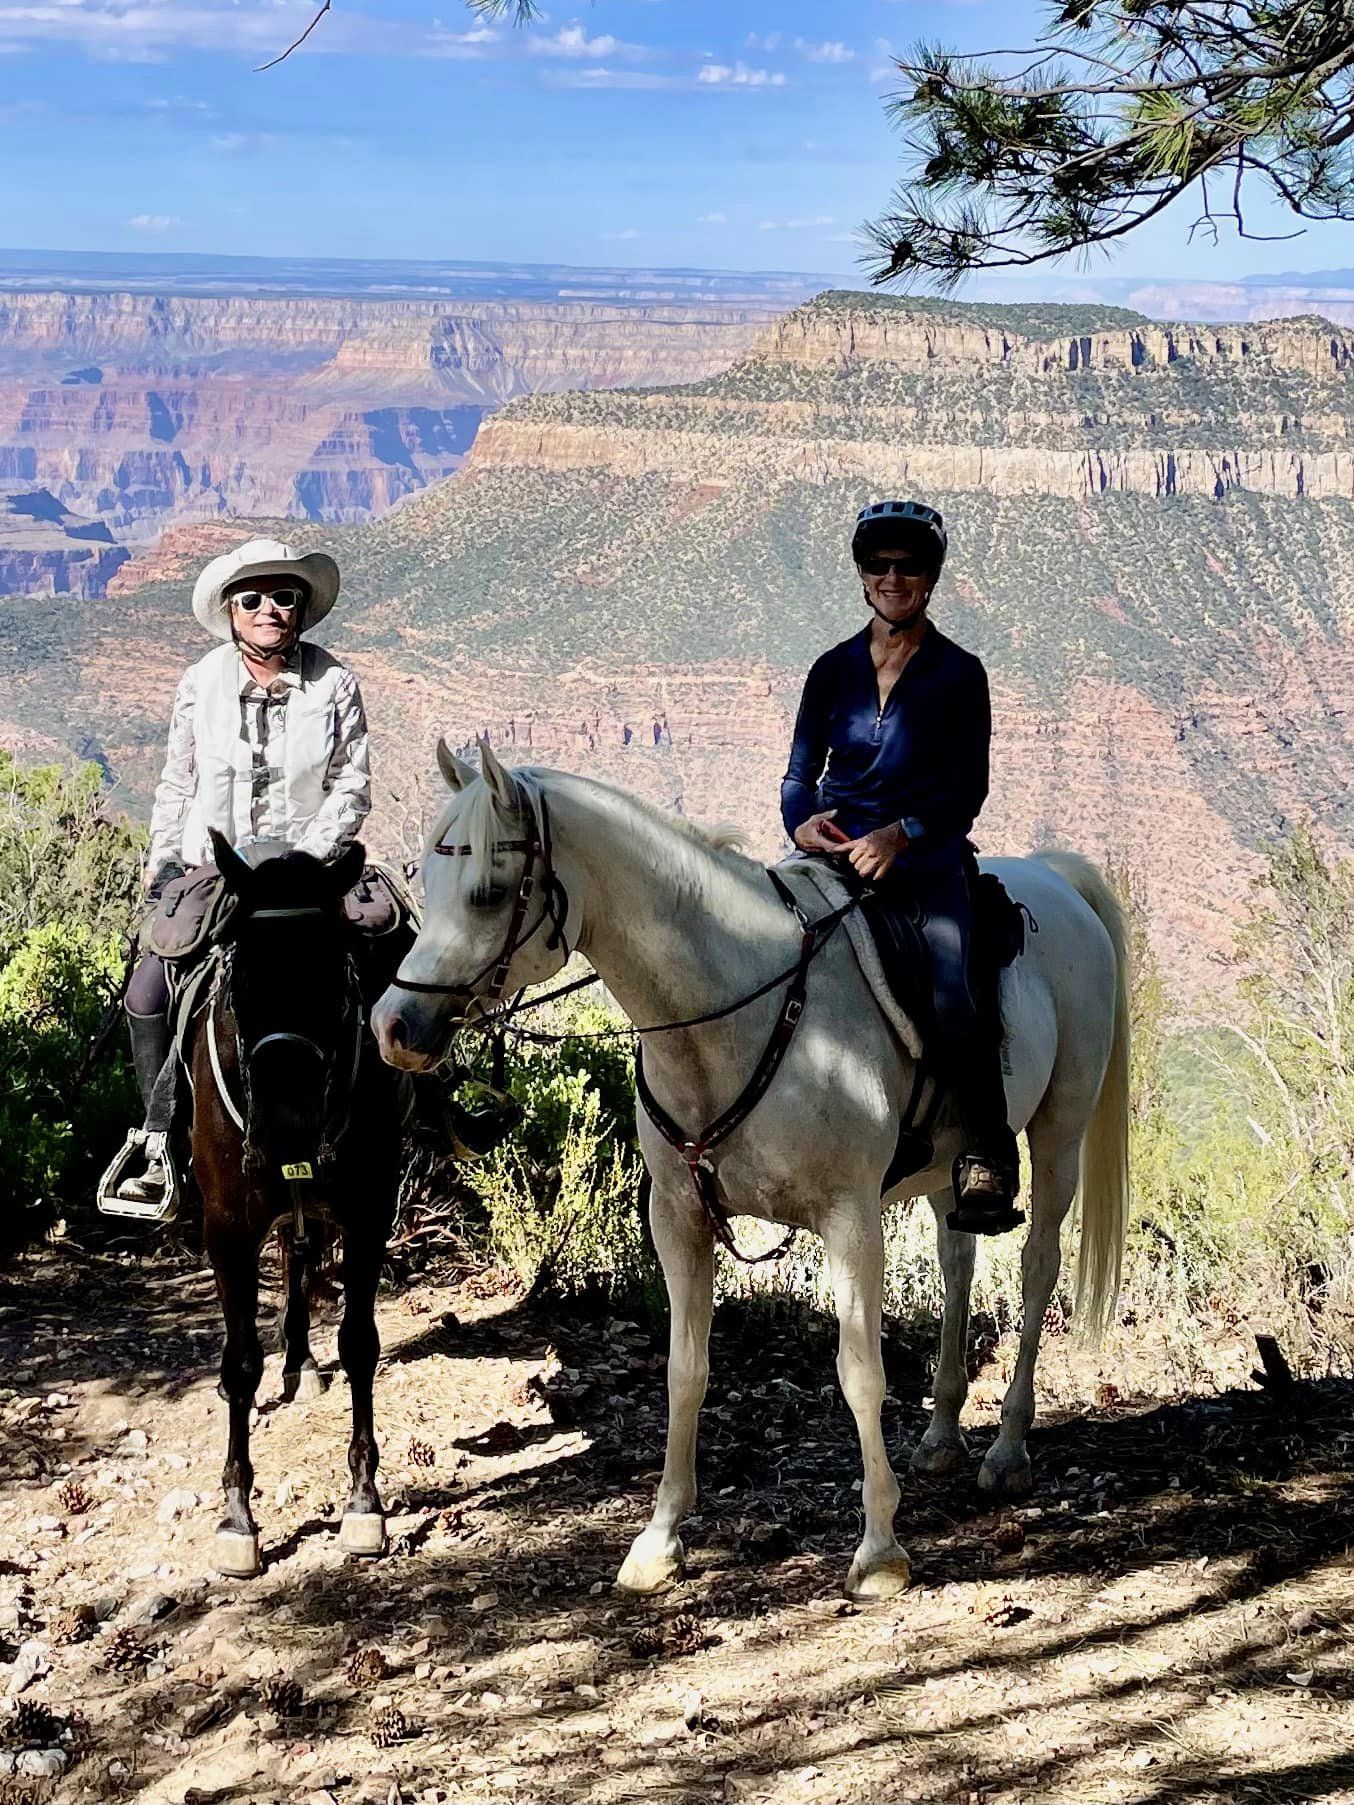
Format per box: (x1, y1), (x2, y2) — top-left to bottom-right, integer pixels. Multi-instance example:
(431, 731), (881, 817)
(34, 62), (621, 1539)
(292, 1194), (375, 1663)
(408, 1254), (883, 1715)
(1, 1245), (1352, 1805)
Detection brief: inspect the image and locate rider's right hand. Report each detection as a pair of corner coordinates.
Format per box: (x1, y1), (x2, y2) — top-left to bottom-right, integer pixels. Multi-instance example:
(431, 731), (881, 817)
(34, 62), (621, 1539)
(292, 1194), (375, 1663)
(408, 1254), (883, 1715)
(793, 811), (845, 854)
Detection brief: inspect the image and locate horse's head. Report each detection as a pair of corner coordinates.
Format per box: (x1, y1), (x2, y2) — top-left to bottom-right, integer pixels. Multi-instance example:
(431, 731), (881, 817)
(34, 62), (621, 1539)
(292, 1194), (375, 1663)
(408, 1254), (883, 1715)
(372, 740), (571, 1071)
(210, 830), (367, 1171)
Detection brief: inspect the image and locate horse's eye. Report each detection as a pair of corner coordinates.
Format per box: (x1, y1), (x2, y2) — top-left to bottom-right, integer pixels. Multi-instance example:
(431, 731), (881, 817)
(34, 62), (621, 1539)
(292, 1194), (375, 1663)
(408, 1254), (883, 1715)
(469, 885), (508, 910)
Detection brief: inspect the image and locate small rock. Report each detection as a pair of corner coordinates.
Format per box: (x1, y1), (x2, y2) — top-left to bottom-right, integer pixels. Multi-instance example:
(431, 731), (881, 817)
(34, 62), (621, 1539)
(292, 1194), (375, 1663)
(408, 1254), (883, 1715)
(107, 1758), (132, 1783)
(156, 1489), (199, 1525)
(275, 1479), (295, 1507)
(6, 1641), (49, 1695)
(122, 1430), (150, 1452)
(35, 1516), (62, 1534)
(133, 1593), (179, 1626)
(92, 1594), (121, 1623)
(470, 1591), (498, 1612)
(414, 1662), (433, 1680)
(574, 1684), (600, 1703)
(1289, 1608), (1319, 1635)
(17, 1749), (67, 1779)
(163, 1453), (190, 1471)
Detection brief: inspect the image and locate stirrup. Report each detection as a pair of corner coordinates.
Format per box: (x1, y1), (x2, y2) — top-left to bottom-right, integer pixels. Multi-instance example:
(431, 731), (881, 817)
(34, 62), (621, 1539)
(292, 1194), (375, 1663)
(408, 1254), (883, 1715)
(97, 1130), (181, 1223)
(946, 1153), (1024, 1237)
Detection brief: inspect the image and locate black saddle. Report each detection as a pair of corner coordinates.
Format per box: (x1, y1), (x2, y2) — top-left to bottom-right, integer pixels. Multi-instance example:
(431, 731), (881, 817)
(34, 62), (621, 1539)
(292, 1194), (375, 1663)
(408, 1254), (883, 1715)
(816, 857), (1029, 1195)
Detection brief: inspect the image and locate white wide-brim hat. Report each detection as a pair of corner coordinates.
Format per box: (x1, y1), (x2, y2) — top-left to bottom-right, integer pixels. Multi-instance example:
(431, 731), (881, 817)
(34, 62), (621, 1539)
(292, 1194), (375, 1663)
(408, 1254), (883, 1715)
(191, 538), (341, 641)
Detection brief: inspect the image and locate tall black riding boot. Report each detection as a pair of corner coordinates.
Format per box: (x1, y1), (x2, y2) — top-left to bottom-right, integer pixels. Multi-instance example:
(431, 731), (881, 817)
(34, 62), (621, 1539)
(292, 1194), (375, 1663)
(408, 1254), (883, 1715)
(116, 1011), (174, 1208)
(946, 1031), (1023, 1237)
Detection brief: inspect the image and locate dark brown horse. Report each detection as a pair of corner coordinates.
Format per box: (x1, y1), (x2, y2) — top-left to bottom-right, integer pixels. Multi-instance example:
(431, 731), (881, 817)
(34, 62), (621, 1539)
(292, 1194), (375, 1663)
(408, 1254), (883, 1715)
(189, 830), (405, 1577)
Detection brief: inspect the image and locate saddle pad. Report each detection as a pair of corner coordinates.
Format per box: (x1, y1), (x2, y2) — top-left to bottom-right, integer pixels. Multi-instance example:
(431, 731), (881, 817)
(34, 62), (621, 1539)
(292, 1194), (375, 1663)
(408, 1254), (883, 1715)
(772, 858), (923, 1060)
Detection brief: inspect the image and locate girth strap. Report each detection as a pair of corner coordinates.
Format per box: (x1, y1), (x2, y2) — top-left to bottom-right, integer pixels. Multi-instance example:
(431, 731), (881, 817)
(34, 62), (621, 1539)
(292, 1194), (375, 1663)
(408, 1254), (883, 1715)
(636, 869), (822, 1266)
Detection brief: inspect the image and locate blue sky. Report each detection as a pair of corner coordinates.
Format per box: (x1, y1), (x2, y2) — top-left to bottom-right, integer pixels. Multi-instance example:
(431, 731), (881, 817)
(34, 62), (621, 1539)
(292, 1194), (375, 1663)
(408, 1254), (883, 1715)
(0, 0), (1347, 283)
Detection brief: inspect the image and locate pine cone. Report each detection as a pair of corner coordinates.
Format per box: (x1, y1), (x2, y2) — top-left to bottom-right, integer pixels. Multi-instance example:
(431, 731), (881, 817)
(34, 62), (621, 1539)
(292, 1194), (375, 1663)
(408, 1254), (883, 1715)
(346, 1647), (388, 1689)
(667, 1612), (710, 1656)
(407, 1438), (436, 1470)
(55, 1477), (93, 1517)
(256, 1674), (303, 1717)
(48, 1606), (95, 1647)
(3, 1698), (65, 1749)
(101, 1626), (149, 1675)
(370, 1704), (412, 1748)
(629, 1622), (665, 1658)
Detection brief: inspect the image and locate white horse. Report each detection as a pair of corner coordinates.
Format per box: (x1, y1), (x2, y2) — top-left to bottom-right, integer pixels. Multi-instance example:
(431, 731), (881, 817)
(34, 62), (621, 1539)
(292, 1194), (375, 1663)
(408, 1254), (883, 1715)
(373, 743), (1129, 1601)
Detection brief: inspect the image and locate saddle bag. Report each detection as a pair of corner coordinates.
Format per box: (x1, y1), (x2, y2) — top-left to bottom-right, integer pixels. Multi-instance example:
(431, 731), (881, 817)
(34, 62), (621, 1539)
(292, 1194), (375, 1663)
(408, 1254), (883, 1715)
(143, 864), (237, 962)
(341, 862), (419, 939)
(972, 869), (1027, 971)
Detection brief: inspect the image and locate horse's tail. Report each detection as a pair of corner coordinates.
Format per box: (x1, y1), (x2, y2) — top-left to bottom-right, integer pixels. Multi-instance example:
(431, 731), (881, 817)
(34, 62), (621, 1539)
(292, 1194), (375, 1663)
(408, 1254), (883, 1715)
(1031, 850), (1131, 1338)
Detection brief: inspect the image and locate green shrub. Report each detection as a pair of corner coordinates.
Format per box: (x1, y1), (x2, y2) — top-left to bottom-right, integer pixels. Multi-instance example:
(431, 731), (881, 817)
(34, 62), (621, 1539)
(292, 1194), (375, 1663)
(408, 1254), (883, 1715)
(0, 920), (137, 1249)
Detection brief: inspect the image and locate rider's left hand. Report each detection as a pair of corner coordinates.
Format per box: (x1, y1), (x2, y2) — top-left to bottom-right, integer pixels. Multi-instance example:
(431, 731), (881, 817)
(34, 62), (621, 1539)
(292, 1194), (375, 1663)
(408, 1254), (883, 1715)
(844, 821), (907, 881)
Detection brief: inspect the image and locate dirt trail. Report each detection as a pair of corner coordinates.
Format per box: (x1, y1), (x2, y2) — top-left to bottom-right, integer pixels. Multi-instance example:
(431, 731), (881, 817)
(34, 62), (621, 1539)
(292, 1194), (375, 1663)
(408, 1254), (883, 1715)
(1, 1248), (1352, 1805)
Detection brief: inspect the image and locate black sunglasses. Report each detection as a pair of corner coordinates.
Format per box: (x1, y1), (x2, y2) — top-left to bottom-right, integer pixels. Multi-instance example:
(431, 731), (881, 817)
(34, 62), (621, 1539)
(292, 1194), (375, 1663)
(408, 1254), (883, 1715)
(858, 555), (932, 578)
(231, 587), (306, 613)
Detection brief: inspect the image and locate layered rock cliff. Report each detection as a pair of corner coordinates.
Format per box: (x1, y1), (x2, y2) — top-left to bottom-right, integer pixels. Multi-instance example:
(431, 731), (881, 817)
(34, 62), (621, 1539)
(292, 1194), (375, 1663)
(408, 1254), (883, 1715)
(0, 291), (775, 581)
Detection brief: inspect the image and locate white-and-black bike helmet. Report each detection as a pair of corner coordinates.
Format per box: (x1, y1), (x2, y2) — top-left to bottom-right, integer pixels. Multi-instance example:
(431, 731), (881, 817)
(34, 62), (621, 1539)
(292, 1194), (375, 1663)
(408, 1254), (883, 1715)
(852, 499), (948, 569)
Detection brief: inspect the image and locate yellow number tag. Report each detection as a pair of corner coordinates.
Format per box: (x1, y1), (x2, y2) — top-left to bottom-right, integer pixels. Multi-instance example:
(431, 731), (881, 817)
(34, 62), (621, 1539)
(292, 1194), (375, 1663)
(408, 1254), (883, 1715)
(281, 1161), (314, 1181)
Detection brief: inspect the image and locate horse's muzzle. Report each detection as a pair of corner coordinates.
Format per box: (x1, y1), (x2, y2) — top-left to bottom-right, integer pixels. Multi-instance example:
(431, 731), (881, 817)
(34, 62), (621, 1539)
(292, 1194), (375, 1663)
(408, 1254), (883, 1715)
(371, 989), (464, 1071)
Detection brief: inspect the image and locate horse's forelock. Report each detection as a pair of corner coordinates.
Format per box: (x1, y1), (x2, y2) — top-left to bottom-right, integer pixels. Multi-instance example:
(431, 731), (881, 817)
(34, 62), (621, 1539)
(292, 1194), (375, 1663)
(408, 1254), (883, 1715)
(430, 768), (536, 880)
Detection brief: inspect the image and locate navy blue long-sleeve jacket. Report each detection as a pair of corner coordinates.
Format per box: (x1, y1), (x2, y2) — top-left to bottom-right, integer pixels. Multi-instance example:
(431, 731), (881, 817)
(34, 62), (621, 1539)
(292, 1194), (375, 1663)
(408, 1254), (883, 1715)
(780, 623), (990, 868)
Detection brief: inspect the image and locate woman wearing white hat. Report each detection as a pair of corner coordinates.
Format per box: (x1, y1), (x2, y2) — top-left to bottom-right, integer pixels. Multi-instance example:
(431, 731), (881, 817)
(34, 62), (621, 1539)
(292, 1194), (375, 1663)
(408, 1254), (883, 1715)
(108, 537), (371, 1214)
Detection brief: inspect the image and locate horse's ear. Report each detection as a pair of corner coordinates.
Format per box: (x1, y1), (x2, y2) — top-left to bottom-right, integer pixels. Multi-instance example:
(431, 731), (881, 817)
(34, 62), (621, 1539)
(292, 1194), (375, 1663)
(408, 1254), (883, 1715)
(436, 738), (478, 792)
(329, 840), (366, 897)
(478, 737), (519, 813)
(210, 829), (250, 896)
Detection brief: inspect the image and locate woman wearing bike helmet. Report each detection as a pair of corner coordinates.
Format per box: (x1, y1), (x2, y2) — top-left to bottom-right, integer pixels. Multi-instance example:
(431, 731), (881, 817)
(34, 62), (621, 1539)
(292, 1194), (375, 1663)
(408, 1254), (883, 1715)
(781, 499), (1019, 1235)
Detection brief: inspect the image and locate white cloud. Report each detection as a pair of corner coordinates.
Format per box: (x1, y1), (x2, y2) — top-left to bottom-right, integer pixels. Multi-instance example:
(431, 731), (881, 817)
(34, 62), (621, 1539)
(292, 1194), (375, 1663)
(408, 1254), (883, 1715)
(210, 130), (271, 152)
(529, 22), (623, 58)
(871, 39), (899, 83)
(601, 228), (641, 241)
(698, 61), (785, 88)
(421, 22), (499, 58)
(795, 37), (854, 63)
(758, 215), (835, 231)
(127, 213), (179, 233)
(545, 66), (677, 89)
(146, 94), (209, 110)
(744, 31), (781, 51)
(697, 212), (728, 225)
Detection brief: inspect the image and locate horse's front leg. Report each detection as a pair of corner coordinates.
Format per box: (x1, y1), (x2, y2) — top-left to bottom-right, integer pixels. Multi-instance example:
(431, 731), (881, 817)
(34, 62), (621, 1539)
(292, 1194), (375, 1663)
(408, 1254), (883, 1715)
(210, 1240), (264, 1577)
(979, 1130), (1079, 1497)
(337, 1227), (387, 1556)
(617, 1179), (713, 1594)
(824, 1204), (911, 1599)
(910, 1188), (976, 1476)
(280, 1229), (326, 1402)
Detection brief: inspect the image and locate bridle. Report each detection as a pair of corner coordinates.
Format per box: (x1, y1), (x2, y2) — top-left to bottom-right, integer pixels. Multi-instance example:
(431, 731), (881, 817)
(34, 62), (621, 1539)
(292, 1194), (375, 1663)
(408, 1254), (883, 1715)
(208, 904), (366, 1174)
(387, 790), (571, 1007)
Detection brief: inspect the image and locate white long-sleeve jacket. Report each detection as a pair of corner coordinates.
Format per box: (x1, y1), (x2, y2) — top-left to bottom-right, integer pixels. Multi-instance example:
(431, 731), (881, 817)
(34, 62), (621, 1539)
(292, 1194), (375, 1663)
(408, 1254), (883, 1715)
(148, 641), (371, 873)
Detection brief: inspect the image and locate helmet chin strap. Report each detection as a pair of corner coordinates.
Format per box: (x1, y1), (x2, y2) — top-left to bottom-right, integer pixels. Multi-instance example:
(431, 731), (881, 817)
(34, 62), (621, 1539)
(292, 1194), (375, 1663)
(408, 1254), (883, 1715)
(866, 595), (929, 638)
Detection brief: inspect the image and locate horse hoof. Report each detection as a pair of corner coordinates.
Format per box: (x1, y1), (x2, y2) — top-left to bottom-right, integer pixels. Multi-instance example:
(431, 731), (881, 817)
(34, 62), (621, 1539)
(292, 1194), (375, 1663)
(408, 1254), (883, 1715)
(909, 1437), (968, 1478)
(214, 1529), (261, 1578)
(340, 1512), (386, 1557)
(845, 1551), (912, 1600)
(978, 1451), (1034, 1499)
(283, 1365), (327, 1404)
(616, 1534), (684, 1595)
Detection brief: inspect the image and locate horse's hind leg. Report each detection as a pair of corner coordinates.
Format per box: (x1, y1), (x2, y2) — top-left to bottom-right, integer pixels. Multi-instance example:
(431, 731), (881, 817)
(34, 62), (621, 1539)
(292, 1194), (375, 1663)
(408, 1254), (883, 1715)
(911, 1189), (976, 1477)
(337, 1227), (386, 1557)
(979, 1129), (1079, 1498)
(211, 1241), (264, 1577)
(617, 1183), (713, 1595)
(821, 1204), (911, 1599)
(280, 1230), (327, 1403)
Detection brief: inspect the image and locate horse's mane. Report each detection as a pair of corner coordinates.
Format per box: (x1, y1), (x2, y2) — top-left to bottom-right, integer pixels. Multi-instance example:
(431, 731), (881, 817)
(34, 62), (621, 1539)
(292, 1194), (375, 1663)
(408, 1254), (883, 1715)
(437, 764), (760, 890)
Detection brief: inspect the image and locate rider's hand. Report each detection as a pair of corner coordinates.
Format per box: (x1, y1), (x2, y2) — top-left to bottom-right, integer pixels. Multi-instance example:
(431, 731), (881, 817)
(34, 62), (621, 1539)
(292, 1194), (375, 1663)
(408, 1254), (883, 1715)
(793, 811), (846, 855)
(142, 863), (160, 894)
(845, 821), (907, 881)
